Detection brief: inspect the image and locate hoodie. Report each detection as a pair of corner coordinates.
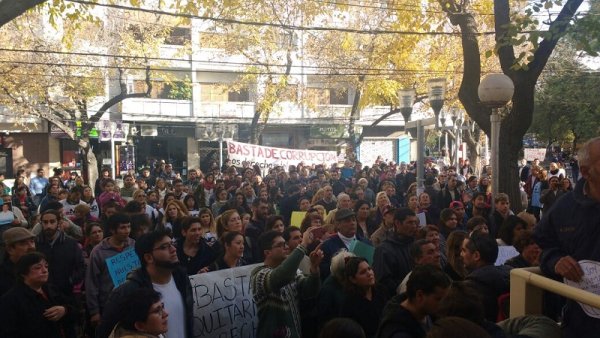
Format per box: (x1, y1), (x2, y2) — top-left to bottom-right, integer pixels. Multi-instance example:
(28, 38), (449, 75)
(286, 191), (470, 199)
(465, 264), (513, 322)
(373, 233), (415, 296)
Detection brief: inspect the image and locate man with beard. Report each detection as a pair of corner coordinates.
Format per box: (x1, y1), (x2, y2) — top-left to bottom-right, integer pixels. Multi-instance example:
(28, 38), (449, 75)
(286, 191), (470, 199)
(97, 230), (193, 338)
(0, 227), (36, 295)
(245, 198), (271, 263)
(35, 210), (85, 297)
(461, 233), (512, 322)
(86, 213), (135, 327)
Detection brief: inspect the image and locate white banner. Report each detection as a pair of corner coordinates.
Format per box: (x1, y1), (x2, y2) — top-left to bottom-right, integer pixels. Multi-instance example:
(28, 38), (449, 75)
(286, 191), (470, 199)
(189, 264), (259, 338)
(524, 148), (547, 162)
(227, 140), (338, 169)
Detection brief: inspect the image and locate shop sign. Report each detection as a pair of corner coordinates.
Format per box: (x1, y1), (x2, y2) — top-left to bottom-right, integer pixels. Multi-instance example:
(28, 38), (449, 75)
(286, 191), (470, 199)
(309, 125), (348, 139)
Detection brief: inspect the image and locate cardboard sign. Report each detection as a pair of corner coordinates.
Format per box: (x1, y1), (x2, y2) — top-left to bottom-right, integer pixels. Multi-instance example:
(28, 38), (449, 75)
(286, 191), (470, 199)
(524, 148), (547, 162)
(106, 247), (141, 287)
(227, 140), (338, 169)
(190, 264), (260, 338)
(290, 211), (306, 228)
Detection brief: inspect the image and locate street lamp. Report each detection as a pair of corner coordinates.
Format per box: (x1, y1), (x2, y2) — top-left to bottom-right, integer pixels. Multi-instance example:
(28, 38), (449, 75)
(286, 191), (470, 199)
(454, 109), (464, 173)
(398, 88), (416, 124)
(478, 73), (515, 198)
(427, 78), (446, 129)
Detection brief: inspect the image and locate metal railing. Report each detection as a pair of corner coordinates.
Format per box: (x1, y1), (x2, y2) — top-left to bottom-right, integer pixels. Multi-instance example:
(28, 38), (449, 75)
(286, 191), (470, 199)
(510, 267), (600, 317)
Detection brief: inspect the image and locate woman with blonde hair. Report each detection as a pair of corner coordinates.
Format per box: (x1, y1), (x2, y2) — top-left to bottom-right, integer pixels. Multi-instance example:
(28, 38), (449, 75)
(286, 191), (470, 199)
(311, 188), (326, 205)
(215, 209), (243, 239)
(158, 200), (187, 239)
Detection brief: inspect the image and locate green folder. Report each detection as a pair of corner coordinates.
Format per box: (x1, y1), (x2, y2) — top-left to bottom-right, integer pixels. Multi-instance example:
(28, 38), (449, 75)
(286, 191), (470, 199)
(349, 239), (375, 265)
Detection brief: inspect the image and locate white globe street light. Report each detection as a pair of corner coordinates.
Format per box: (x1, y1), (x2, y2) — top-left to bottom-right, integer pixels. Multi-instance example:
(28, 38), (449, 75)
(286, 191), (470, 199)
(478, 73), (515, 198)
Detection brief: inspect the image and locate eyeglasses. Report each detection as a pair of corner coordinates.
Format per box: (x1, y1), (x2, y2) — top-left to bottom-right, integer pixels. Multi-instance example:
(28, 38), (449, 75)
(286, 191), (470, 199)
(271, 241), (288, 249)
(148, 303), (166, 317)
(153, 241), (177, 251)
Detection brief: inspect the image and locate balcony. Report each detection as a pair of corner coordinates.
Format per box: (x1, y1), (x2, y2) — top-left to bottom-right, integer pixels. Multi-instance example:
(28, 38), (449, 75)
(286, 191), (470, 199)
(195, 102), (255, 120)
(122, 98), (192, 120)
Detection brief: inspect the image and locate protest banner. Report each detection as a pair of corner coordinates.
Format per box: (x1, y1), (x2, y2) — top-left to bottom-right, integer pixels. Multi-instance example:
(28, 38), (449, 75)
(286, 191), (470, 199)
(523, 148), (547, 162)
(190, 264), (260, 338)
(227, 140), (338, 169)
(106, 247), (141, 287)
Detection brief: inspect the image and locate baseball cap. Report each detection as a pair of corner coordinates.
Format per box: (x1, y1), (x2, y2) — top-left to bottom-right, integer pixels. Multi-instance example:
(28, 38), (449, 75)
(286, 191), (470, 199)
(449, 201), (464, 209)
(2, 227), (35, 246)
(335, 209), (356, 221)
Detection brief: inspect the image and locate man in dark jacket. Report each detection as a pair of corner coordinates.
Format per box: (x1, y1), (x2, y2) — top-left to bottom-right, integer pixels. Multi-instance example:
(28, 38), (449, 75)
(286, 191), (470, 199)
(534, 136), (600, 338)
(245, 198), (271, 264)
(319, 209), (371, 280)
(35, 209), (85, 297)
(461, 233), (512, 322)
(376, 265), (451, 338)
(96, 230), (193, 338)
(373, 208), (419, 296)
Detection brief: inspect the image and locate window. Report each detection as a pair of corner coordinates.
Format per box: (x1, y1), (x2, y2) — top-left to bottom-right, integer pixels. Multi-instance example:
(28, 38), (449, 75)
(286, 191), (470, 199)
(165, 27), (191, 45)
(200, 84), (250, 102)
(306, 88), (329, 106)
(280, 85), (298, 102)
(329, 88), (348, 105)
(200, 84), (228, 102)
(228, 88), (250, 102)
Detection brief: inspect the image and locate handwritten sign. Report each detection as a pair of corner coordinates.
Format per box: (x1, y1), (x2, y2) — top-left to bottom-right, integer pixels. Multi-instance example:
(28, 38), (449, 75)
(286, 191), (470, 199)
(190, 264), (260, 338)
(564, 260), (600, 318)
(523, 148), (547, 162)
(106, 247), (141, 287)
(495, 246), (519, 266)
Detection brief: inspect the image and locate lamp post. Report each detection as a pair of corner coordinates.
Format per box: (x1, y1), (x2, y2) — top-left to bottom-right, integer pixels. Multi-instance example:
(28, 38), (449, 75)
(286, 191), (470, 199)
(455, 110), (464, 173)
(478, 73), (515, 199)
(399, 79), (445, 192)
(427, 78), (446, 129)
(398, 88), (421, 189)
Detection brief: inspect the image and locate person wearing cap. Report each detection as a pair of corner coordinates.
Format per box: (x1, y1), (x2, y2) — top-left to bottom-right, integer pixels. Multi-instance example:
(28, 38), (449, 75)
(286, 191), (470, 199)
(370, 205), (396, 247)
(319, 208), (372, 280)
(0, 227), (36, 296)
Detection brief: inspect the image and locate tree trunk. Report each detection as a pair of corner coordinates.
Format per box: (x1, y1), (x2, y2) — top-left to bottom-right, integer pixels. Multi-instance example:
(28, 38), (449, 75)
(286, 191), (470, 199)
(498, 117), (525, 212)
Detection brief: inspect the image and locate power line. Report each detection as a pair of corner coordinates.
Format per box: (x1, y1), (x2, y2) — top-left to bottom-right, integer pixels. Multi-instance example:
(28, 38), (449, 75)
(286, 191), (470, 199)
(0, 59), (465, 76)
(62, 0), (507, 36)
(0, 47), (462, 73)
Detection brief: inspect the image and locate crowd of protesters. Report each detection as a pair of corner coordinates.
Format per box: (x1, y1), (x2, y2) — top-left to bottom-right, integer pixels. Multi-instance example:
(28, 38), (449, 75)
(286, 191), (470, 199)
(0, 137), (598, 338)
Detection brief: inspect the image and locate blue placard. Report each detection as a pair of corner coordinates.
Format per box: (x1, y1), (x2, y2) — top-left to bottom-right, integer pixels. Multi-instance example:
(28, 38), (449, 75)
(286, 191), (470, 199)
(106, 247), (141, 287)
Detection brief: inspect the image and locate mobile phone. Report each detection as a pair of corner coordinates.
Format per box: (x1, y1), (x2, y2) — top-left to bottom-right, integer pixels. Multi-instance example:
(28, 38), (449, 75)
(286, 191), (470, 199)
(311, 227), (327, 241)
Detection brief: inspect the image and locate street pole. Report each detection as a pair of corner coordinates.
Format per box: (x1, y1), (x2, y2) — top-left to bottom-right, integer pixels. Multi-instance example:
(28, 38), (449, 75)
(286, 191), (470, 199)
(455, 126), (460, 173)
(110, 124), (116, 179)
(416, 119), (425, 194)
(219, 134), (223, 170)
(491, 108), (501, 199)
